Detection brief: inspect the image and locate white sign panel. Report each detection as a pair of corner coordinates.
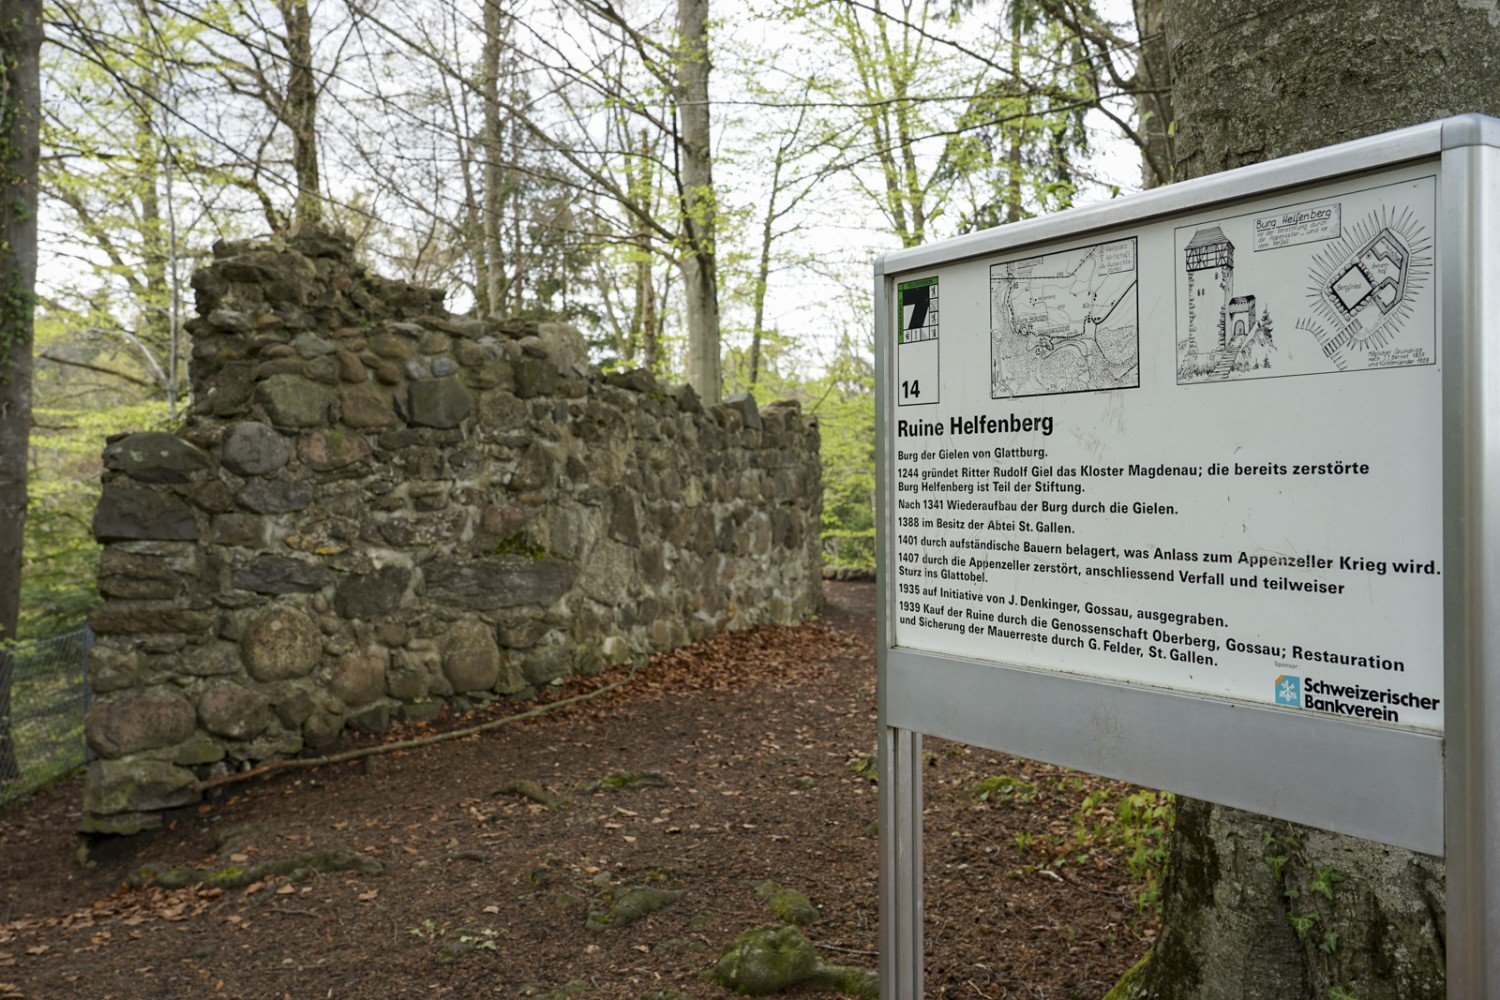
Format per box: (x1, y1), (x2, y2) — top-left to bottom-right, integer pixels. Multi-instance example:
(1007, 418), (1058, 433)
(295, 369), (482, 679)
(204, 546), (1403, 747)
(890, 169), (1443, 732)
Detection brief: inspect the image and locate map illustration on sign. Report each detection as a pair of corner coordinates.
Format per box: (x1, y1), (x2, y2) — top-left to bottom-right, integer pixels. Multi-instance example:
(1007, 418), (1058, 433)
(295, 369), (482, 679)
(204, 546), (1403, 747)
(989, 237), (1140, 398)
(1175, 179), (1434, 384)
(1303, 205), (1433, 371)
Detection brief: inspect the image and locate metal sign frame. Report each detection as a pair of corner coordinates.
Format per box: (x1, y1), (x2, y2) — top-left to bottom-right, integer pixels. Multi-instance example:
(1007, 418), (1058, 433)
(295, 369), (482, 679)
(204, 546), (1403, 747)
(874, 114), (1500, 1000)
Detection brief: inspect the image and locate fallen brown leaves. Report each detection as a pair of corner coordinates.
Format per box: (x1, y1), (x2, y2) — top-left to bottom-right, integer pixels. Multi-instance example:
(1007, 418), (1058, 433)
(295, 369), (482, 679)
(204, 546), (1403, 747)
(0, 884), (218, 960)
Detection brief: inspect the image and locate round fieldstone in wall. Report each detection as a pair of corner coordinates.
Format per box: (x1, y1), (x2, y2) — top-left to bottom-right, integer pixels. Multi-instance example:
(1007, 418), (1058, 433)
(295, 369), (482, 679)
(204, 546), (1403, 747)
(241, 605), (323, 681)
(331, 650), (388, 707)
(196, 680), (273, 740)
(440, 620), (502, 693)
(257, 375), (334, 428)
(299, 428), (373, 471)
(222, 421), (291, 476)
(407, 377), (472, 429)
(86, 687), (198, 758)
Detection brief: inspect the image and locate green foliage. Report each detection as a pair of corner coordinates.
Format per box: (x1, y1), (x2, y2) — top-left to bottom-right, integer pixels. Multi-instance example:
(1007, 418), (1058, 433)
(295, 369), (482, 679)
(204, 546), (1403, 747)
(23, 313), (174, 637)
(968, 774), (1038, 803)
(1075, 786), (1175, 914)
(1310, 865), (1347, 902)
(808, 330), (875, 569)
(20, 478), (102, 638)
(0, 628), (91, 803)
(1287, 910), (1319, 940)
(847, 751), (878, 782)
(973, 770), (1174, 918)
(489, 534), (552, 561)
(1263, 824), (1360, 996)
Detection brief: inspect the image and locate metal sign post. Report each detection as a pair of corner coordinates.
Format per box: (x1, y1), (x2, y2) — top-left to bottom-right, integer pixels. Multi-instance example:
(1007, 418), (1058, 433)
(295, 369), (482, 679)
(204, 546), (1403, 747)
(874, 114), (1500, 1000)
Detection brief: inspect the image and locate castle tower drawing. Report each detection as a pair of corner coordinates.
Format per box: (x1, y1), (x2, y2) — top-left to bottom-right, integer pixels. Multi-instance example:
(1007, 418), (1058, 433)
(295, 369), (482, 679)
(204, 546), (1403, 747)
(1185, 227), (1234, 350)
(1226, 295), (1257, 348)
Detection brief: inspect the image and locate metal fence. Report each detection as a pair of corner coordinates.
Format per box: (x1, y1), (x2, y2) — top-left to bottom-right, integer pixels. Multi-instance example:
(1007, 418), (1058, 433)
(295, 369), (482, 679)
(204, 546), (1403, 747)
(0, 626), (92, 804)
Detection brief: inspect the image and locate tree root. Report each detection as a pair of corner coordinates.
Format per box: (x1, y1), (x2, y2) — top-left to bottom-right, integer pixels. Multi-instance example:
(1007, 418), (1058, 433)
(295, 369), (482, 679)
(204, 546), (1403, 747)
(194, 666), (638, 793)
(494, 779), (567, 809)
(127, 848), (383, 890)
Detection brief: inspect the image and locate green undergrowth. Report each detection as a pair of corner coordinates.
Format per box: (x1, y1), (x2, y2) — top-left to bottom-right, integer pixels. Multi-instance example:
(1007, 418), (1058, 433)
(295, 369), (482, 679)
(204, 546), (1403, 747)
(971, 769), (1175, 917)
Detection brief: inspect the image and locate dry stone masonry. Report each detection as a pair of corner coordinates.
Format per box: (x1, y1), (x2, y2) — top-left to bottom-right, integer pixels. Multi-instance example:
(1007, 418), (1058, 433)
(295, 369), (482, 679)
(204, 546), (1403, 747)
(82, 229), (822, 834)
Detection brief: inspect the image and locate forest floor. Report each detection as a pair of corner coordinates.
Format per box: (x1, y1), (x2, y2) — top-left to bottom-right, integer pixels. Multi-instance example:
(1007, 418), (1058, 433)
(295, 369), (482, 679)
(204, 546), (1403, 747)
(0, 582), (1157, 1000)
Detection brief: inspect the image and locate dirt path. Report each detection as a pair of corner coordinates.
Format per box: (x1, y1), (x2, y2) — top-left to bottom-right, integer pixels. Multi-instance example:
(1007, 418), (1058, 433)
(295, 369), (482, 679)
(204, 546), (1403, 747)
(0, 582), (1152, 999)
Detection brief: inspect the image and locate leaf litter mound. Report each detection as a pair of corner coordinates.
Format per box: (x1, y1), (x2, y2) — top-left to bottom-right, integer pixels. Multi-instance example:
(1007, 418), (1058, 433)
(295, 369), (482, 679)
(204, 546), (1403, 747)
(0, 582), (1155, 999)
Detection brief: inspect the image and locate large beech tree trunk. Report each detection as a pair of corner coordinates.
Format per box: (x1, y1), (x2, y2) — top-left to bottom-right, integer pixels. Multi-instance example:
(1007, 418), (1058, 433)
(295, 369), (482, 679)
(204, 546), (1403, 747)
(1138, 2), (1500, 998)
(0, 0), (41, 784)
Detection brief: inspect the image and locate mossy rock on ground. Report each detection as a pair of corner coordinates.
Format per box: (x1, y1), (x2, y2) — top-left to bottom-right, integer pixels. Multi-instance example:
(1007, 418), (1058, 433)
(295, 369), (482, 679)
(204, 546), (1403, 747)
(586, 878), (685, 933)
(754, 880), (819, 926)
(709, 923), (877, 999)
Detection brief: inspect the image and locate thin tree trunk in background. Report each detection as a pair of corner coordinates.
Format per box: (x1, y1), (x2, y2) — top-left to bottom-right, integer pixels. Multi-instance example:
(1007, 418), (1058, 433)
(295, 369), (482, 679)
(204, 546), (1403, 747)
(674, 0), (721, 405)
(638, 255), (658, 372)
(1004, 28), (1024, 224)
(623, 128), (660, 372)
(0, 0), (42, 783)
(133, 2), (168, 350)
(481, 0), (505, 317)
(1139, 1), (1500, 996)
(748, 148), (784, 387)
(461, 147), (489, 317)
(278, 0), (321, 227)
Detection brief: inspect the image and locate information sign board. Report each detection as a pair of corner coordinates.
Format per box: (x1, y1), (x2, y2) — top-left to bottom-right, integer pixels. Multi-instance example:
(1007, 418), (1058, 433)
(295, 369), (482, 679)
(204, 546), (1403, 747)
(875, 115), (1500, 1000)
(891, 169), (1443, 730)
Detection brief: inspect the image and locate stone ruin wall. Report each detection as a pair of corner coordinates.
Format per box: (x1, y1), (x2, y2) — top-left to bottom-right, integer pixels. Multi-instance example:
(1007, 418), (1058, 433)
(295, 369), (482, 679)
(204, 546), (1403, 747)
(81, 229), (823, 835)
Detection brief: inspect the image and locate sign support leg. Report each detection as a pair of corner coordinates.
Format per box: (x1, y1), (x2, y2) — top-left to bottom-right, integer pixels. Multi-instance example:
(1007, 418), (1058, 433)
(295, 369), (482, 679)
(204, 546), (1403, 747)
(880, 725), (923, 1000)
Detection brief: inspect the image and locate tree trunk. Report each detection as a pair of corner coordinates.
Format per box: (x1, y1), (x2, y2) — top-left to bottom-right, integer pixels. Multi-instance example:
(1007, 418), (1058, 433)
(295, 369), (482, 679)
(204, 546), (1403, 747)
(674, 0), (720, 405)
(0, 0), (42, 784)
(278, 0), (321, 228)
(1004, 28), (1024, 224)
(1139, 2), (1500, 997)
(1130, 0), (1171, 188)
(480, 0), (506, 317)
(637, 241), (658, 373)
(132, 2), (169, 352)
(749, 145), (785, 388)
(1165, 0), (1499, 179)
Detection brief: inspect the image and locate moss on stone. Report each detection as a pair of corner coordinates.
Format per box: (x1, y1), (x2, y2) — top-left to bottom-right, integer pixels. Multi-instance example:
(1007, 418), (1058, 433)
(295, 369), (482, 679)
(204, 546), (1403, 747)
(708, 924), (821, 995)
(810, 964), (880, 1000)
(754, 880), (820, 926)
(580, 771), (668, 794)
(586, 885), (685, 933)
(490, 533), (551, 560)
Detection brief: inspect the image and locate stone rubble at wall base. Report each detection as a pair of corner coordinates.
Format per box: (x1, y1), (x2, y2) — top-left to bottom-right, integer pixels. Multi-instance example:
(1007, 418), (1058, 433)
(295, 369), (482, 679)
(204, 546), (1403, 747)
(82, 229), (823, 835)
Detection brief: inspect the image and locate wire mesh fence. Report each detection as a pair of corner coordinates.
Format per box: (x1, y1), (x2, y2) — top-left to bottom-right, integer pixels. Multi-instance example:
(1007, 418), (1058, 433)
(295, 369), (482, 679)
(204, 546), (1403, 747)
(0, 626), (92, 804)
